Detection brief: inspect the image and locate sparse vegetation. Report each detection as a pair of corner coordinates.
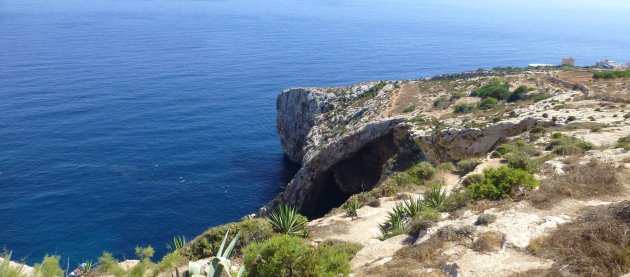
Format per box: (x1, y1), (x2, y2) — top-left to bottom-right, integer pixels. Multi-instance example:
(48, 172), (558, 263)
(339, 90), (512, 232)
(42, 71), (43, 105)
(527, 202), (630, 276)
(393, 162), (436, 186)
(342, 197), (362, 219)
(474, 213), (497, 226)
(616, 136), (630, 150)
(243, 235), (351, 277)
(456, 158), (481, 174)
(467, 166), (539, 200)
(546, 133), (595, 155)
(402, 105), (416, 113)
(593, 70), (630, 79)
(454, 103), (476, 114)
(473, 231), (504, 253)
(185, 218), (274, 259)
(528, 160), (623, 209)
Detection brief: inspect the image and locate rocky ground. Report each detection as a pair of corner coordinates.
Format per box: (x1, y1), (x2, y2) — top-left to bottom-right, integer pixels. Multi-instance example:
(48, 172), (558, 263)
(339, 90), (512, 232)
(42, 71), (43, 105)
(274, 68), (630, 276)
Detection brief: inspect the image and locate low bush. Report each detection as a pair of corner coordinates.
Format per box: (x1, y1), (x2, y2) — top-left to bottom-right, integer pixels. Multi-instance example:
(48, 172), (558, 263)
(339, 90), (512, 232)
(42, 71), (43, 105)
(402, 105), (416, 113)
(185, 218), (274, 259)
(467, 166), (539, 200)
(456, 158), (481, 174)
(471, 78), (511, 100)
(473, 231), (504, 253)
(530, 93), (550, 102)
(436, 162), (456, 172)
(243, 235), (351, 277)
(593, 70), (630, 79)
(547, 133), (595, 155)
(478, 97), (498, 110)
(474, 213), (497, 226)
(508, 85), (534, 102)
(566, 115), (577, 122)
(495, 139), (540, 157)
(393, 162), (436, 186)
(616, 136), (630, 150)
(0, 252), (26, 277)
(34, 255), (64, 277)
(505, 152), (540, 173)
(342, 197), (362, 219)
(440, 188), (472, 212)
(318, 239), (363, 259)
(454, 103), (476, 114)
(436, 225), (476, 240)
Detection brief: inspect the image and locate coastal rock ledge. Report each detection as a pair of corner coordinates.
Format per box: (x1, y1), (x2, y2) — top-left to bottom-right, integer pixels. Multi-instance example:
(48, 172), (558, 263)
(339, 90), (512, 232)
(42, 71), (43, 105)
(267, 70), (570, 217)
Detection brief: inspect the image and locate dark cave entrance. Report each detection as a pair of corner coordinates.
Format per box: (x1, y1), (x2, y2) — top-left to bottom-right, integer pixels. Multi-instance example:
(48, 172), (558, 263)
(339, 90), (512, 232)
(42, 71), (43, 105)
(301, 132), (399, 218)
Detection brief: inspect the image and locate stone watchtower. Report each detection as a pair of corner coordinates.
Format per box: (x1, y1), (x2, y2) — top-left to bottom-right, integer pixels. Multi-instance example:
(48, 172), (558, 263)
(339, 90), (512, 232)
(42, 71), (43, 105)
(562, 57), (575, 66)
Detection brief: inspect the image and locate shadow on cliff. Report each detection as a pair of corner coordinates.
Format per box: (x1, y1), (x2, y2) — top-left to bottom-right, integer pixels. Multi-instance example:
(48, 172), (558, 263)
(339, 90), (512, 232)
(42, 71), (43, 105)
(301, 133), (399, 218)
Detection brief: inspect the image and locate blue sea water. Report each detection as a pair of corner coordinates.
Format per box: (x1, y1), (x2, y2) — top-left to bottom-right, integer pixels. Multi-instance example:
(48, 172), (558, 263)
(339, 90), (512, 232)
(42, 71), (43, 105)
(1, 0), (630, 264)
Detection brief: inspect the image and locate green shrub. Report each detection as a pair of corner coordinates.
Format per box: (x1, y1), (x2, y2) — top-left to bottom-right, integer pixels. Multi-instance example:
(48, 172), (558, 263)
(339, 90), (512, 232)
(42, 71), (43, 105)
(394, 162), (436, 186)
(566, 115), (577, 122)
(186, 218), (274, 259)
(478, 97), (498, 110)
(268, 205), (308, 237)
(97, 252), (125, 277)
(467, 166), (539, 200)
(505, 152), (540, 173)
(402, 105), (416, 113)
(593, 70), (630, 79)
(456, 158), (481, 174)
(508, 85), (533, 102)
(615, 136), (630, 150)
(530, 93), (551, 102)
(547, 133), (595, 156)
(454, 104), (476, 113)
(530, 126), (545, 133)
(243, 235), (351, 277)
(436, 162), (456, 172)
(342, 197), (362, 218)
(34, 255), (64, 277)
(152, 252), (187, 277)
(318, 239), (363, 259)
(471, 78), (511, 100)
(475, 213), (497, 226)
(440, 188), (472, 212)
(495, 139), (540, 157)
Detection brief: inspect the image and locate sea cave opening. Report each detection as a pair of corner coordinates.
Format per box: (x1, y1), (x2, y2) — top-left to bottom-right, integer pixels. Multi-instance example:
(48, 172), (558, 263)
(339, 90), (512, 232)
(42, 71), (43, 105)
(301, 132), (399, 218)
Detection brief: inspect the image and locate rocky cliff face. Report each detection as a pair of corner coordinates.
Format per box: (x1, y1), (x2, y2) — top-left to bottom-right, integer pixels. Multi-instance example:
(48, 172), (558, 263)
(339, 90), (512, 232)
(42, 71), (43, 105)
(269, 70), (593, 217)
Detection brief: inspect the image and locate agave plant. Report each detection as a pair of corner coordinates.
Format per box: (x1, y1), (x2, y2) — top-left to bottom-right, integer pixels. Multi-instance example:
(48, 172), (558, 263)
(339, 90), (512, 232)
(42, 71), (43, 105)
(342, 198), (362, 219)
(425, 184), (448, 209)
(267, 205), (307, 236)
(167, 236), (187, 252)
(82, 260), (94, 275)
(187, 230), (245, 277)
(401, 198), (423, 218)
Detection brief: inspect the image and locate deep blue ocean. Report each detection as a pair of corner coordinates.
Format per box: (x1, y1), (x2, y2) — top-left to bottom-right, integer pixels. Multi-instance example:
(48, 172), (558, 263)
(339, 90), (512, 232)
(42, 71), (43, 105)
(1, 0), (630, 264)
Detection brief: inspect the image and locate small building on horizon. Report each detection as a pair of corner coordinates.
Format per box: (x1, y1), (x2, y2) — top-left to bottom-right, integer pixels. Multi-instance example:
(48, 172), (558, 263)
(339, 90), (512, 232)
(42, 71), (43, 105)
(561, 57), (575, 66)
(595, 59), (623, 69)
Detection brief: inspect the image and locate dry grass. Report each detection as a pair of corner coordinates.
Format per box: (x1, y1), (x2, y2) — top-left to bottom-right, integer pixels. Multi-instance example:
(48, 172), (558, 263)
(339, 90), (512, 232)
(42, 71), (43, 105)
(528, 160), (623, 209)
(365, 226), (472, 276)
(472, 231), (504, 253)
(526, 202), (630, 276)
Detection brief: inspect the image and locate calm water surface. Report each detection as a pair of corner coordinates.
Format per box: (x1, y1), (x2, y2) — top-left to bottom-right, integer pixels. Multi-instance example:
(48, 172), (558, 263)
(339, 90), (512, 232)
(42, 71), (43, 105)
(1, 0), (629, 263)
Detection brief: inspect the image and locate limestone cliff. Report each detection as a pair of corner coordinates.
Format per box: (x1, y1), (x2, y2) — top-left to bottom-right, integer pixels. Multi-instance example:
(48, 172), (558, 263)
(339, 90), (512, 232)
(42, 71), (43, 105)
(269, 69), (625, 217)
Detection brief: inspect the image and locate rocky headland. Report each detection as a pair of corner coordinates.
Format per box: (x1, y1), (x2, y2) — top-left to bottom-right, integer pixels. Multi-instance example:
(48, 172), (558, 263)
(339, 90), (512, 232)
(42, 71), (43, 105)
(5, 68), (630, 276)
